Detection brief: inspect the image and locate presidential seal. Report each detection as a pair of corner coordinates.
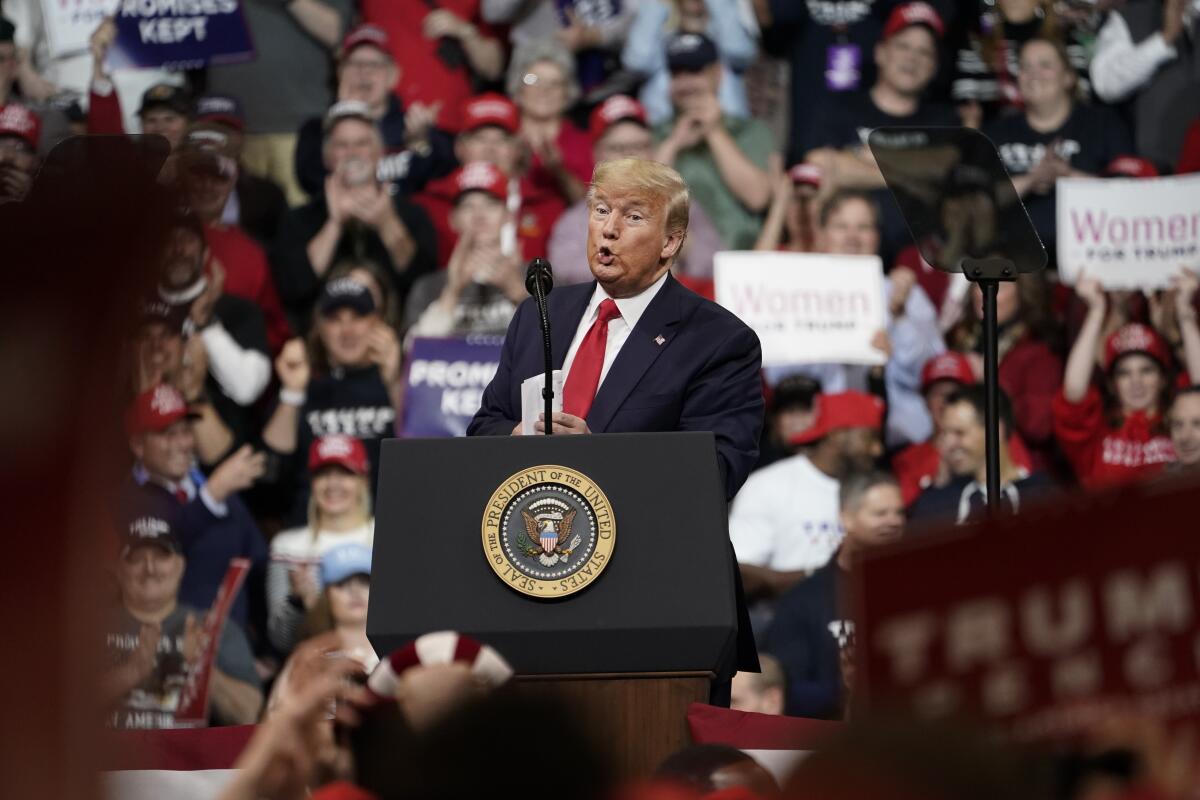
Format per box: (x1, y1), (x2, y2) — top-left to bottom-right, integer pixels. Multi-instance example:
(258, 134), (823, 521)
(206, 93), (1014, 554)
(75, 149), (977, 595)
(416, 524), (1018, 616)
(481, 465), (615, 598)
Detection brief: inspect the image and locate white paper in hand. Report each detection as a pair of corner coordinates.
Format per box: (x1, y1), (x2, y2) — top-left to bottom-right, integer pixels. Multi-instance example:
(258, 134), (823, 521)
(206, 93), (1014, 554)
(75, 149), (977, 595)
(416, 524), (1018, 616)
(521, 370), (564, 434)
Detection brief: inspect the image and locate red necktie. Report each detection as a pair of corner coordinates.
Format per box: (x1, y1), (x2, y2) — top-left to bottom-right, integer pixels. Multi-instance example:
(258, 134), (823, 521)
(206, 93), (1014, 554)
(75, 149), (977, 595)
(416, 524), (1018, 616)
(175, 487), (189, 504)
(563, 299), (622, 419)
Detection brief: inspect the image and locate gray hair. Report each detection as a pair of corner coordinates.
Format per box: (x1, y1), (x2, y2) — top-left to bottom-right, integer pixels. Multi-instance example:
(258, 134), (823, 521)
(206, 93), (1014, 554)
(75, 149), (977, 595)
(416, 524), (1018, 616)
(506, 42), (581, 108)
(839, 470), (899, 512)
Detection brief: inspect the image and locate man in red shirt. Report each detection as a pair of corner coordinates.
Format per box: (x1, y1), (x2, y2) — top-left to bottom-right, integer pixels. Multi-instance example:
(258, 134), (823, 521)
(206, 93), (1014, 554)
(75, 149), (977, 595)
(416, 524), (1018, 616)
(358, 0), (504, 133)
(414, 93), (567, 266)
(893, 351), (1033, 506)
(177, 129), (293, 352)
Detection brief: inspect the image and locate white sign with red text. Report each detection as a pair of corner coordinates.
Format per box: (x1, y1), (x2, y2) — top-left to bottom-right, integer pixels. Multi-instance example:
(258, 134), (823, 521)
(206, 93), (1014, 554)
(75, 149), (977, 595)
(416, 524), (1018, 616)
(39, 0), (118, 58)
(714, 251), (887, 367)
(1057, 173), (1200, 290)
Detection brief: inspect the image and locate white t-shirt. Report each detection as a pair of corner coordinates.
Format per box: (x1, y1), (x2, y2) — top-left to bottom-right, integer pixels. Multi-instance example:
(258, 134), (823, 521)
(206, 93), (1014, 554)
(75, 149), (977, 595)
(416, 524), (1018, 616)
(728, 454), (843, 571)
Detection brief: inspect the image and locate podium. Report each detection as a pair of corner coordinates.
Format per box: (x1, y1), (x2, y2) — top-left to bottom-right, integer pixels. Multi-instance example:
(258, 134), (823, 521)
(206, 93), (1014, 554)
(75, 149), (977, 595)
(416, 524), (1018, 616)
(368, 432), (739, 776)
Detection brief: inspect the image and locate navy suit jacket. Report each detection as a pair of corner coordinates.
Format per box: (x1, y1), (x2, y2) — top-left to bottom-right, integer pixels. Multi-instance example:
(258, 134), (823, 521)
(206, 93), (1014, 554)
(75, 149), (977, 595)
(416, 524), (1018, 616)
(467, 274), (765, 500)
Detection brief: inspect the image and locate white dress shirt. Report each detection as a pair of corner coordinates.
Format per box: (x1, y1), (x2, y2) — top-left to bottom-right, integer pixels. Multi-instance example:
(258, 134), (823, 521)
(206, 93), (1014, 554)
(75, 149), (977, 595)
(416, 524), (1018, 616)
(561, 271), (671, 394)
(1090, 11), (1180, 103)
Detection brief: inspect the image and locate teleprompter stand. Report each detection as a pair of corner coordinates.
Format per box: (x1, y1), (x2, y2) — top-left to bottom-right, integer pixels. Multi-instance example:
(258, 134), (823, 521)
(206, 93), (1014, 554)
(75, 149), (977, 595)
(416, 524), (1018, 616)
(869, 127), (1047, 513)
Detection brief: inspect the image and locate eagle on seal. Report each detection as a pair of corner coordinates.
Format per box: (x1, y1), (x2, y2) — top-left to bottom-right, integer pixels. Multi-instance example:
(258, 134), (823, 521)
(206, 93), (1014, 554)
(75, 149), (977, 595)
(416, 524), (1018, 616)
(520, 508), (578, 566)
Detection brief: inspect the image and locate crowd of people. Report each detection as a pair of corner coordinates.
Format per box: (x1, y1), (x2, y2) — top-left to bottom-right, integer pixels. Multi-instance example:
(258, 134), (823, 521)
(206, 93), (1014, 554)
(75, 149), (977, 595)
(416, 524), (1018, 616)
(3, 0), (1200, 796)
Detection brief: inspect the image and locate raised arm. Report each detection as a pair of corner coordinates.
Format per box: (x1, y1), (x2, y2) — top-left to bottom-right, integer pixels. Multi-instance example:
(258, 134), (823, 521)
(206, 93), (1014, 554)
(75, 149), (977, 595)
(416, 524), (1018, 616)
(1063, 277), (1107, 403)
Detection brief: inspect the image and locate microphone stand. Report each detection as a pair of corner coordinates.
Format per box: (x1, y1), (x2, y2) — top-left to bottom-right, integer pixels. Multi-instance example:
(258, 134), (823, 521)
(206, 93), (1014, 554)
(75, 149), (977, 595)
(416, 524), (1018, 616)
(526, 258), (555, 435)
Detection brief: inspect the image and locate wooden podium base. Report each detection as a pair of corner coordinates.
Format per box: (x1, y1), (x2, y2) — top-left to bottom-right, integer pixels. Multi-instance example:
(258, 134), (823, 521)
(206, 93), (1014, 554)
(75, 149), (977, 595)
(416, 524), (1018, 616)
(516, 672), (712, 778)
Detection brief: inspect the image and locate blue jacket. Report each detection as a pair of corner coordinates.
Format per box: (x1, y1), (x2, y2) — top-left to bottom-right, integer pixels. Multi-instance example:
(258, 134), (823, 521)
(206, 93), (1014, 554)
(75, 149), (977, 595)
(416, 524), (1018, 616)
(468, 275), (765, 501)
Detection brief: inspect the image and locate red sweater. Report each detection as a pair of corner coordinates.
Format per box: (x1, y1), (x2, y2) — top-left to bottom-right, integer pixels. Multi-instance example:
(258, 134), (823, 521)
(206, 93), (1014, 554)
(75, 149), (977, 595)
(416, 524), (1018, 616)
(1052, 385), (1175, 488)
(204, 224), (292, 352)
(359, 0), (501, 134)
(893, 243), (951, 311)
(1178, 116), (1200, 174)
(997, 335), (1063, 471)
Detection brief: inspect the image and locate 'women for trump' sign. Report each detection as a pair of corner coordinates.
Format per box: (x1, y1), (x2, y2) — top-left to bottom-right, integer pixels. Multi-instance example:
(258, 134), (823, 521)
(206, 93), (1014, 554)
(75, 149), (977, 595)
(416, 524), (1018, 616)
(1057, 173), (1200, 290)
(714, 251), (886, 367)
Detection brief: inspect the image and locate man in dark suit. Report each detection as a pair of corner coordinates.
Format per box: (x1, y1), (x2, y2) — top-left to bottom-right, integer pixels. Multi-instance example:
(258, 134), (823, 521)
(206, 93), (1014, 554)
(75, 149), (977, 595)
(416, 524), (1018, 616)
(468, 157), (764, 501)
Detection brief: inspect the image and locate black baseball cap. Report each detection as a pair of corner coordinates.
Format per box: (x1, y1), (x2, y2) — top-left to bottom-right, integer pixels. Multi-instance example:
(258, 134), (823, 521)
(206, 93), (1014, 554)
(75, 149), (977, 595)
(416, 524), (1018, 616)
(119, 487), (183, 558)
(138, 298), (189, 333)
(666, 32), (719, 73)
(319, 277), (376, 316)
(138, 83), (192, 117)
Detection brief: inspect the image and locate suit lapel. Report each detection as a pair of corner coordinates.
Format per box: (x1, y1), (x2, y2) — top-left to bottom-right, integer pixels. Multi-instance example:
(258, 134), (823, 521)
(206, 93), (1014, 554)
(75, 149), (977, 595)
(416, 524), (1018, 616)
(587, 276), (687, 432)
(550, 282), (595, 369)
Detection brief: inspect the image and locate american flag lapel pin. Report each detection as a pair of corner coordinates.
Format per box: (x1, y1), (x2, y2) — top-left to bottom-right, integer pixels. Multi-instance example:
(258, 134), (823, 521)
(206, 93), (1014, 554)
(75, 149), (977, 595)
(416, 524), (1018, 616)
(654, 334), (666, 346)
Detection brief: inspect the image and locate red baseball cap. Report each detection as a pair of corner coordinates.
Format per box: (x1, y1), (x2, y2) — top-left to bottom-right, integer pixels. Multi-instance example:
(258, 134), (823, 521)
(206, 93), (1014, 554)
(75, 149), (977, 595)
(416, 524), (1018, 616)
(1104, 323), (1171, 373)
(1104, 155), (1159, 179)
(341, 23), (391, 58)
(790, 391), (885, 445)
(125, 384), (197, 436)
(451, 161), (508, 203)
(308, 434), (369, 476)
(920, 351), (976, 391)
(882, 2), (945, 40)
(461, 93), (519, 135)
(588, 94), (648, 143)
(788, 162), (823, 188)
(0, 104), (41, 151)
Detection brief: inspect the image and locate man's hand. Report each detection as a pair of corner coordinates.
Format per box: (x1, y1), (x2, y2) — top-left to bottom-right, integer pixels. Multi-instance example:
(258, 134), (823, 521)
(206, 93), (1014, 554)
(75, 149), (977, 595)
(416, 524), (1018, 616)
(533, 411), (590, 435)
(128, 622), (162, 682)
(668, 113), (708, 151)
(0, 164), (32, 203)
(1163, 0), (1186, 44)
(177, 335), (210, 403)
(367, 322), (402, 387)
(888, 267), (917, 317)
(191, 256), (225, 329)
(206, 444), (267, 503)
(403, 101), (441, 149)
(275, 338), (311, 392)
(324, 173), (355, 226)
(557, 9), (600, 52)
(690, 92), (723, 135)
(349, 184), (400, 232)
(181, 612), (211, 665)
(90, 17), (116, 73)
(423, 8), (473, 39)
(477, 253), (526, 301)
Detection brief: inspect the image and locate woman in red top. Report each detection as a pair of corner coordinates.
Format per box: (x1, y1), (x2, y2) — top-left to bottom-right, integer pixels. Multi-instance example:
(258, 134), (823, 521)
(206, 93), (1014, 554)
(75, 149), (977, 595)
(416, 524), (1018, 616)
(1054, 278), (1176, 488)
(507, 43), (594, 212)
(947, 273), (1063, 471)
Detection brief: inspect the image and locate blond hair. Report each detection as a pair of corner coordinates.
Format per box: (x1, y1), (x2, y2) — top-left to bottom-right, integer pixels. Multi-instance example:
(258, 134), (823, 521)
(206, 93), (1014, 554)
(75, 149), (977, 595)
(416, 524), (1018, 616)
(588, 157), (690, 241)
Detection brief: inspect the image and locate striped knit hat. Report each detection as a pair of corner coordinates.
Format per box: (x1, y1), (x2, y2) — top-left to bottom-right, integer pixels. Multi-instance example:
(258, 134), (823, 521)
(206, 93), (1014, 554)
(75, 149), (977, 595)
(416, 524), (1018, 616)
(367, 631), (513, 700)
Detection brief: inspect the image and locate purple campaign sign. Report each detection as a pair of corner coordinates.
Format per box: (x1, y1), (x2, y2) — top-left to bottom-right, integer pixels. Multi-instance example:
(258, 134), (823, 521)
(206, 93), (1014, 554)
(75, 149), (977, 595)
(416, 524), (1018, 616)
(401, 336), (503, 438)
(108, 0), (254, 71)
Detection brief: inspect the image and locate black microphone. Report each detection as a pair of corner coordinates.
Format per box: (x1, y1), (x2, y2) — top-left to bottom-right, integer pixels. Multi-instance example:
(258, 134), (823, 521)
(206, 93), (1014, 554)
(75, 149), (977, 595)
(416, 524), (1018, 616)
(526, 258), (555, 435)
(525, 257), (554, 297)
